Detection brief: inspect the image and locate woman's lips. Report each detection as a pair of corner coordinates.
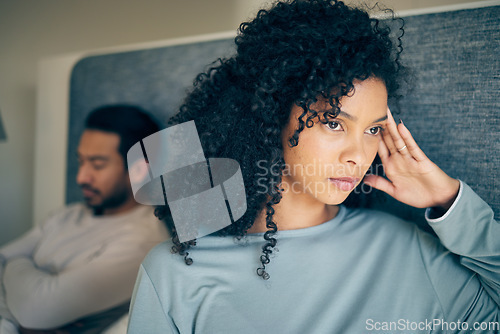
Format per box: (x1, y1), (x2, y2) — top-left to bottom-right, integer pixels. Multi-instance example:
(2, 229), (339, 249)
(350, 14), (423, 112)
(328, 177), (360, 191)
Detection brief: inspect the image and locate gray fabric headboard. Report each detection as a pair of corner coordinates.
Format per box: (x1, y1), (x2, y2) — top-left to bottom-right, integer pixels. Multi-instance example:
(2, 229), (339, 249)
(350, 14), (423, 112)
(67, 5), (499, 221)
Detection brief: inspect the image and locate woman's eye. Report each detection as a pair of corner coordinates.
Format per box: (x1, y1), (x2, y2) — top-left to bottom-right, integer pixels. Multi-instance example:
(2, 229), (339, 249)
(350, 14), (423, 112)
(326, 121), (343, 131)
(366, 126), (382, 135)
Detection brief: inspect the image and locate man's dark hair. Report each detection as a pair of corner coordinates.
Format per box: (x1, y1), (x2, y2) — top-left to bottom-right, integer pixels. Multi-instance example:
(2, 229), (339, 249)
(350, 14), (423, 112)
(84, 105), (161, 168)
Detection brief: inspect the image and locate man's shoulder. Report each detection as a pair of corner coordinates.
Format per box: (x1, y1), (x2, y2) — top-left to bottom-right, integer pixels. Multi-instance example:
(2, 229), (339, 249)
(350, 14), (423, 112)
(124, 205), (156, 221)
(117, 205), (165, 232)
(117, 206), (170, 245)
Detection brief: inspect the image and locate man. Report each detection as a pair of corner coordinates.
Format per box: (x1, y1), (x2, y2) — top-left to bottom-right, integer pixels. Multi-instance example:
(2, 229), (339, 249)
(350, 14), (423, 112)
(0, 105), (169, 333)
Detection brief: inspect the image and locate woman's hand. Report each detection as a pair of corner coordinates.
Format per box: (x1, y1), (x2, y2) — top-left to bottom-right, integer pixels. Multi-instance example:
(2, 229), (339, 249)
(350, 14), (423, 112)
(363, 108), (460, 211)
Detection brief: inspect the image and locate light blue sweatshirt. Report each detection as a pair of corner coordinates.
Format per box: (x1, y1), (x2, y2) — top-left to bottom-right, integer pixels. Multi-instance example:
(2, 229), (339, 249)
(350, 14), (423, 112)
(128, 181), (499, 333)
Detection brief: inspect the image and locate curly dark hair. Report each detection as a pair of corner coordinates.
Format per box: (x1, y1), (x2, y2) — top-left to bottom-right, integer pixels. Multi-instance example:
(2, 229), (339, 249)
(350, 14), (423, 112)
(155, 0), (406, 279)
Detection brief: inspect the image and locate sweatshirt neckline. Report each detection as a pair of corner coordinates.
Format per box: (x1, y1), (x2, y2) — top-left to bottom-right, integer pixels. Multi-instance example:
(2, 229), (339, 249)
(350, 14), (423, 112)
(245, 205), (347, 239)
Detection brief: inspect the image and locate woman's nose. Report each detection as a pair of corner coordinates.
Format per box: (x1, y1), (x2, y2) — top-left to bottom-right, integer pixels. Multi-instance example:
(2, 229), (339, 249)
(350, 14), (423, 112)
(339, 137), (368, 168)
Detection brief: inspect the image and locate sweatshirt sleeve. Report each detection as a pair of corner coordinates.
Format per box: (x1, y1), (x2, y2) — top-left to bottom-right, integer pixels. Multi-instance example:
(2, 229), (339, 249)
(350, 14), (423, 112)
(0, 227), (42, 324)
(422, 180), (499, 324)
(128, 264), (177, 334)
(3, 234), (150, 330)
(0, 227), (42, 261)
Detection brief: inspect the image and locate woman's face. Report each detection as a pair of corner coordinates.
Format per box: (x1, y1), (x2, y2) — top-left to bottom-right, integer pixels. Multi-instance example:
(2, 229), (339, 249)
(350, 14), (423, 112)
(281, 77), (388, 205)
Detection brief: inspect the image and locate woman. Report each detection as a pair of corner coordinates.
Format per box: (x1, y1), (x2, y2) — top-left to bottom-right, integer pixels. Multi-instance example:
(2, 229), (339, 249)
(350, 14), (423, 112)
(128, 1), (499, 333)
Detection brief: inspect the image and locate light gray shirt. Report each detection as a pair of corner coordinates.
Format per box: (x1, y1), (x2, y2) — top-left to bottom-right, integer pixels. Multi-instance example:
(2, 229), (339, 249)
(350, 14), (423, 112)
(0, 203), (169, 330)
(128, 181), (499, 333)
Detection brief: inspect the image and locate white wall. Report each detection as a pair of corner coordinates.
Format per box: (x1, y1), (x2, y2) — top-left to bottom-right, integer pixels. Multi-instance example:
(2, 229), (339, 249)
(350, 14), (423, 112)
(0, 0), (489, 246)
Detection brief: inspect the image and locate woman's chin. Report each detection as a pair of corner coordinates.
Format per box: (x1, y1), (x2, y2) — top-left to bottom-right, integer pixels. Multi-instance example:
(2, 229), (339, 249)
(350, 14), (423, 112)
(320, 191), (353, 206)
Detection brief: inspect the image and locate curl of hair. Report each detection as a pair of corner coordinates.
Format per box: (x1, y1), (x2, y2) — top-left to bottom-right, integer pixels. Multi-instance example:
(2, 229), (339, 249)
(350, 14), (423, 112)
(158, 0), (407, 279)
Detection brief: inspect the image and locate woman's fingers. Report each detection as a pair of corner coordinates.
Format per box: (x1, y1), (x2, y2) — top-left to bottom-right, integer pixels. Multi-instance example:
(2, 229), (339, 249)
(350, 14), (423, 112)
(385, 108), (409, 156)
(363, 174), (395, 197)
(381, 114), (398, 153)
(384, 108), (429, 162)
(397, 121), (428, 162)
(377, 137), (390, 160)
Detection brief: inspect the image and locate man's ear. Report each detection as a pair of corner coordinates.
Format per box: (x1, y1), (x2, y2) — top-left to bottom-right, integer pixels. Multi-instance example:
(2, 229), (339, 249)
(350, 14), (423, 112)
(128, 158), (150, 184)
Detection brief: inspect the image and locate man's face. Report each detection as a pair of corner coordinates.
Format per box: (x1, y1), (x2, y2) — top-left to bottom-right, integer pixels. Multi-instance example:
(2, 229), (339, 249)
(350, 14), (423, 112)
(76, 130), (134, 215)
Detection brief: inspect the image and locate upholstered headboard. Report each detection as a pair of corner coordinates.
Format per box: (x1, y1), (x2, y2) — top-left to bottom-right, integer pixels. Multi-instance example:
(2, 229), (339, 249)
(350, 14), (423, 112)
(365, 4), (500, 223)
(66, 4), (499, 222)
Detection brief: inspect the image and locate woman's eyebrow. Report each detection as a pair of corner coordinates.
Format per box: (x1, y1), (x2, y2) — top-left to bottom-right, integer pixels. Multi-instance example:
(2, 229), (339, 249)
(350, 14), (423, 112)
(337, 110), (356, 121)
(373, 115), (388, 123)
(337, 111), (388, 123)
